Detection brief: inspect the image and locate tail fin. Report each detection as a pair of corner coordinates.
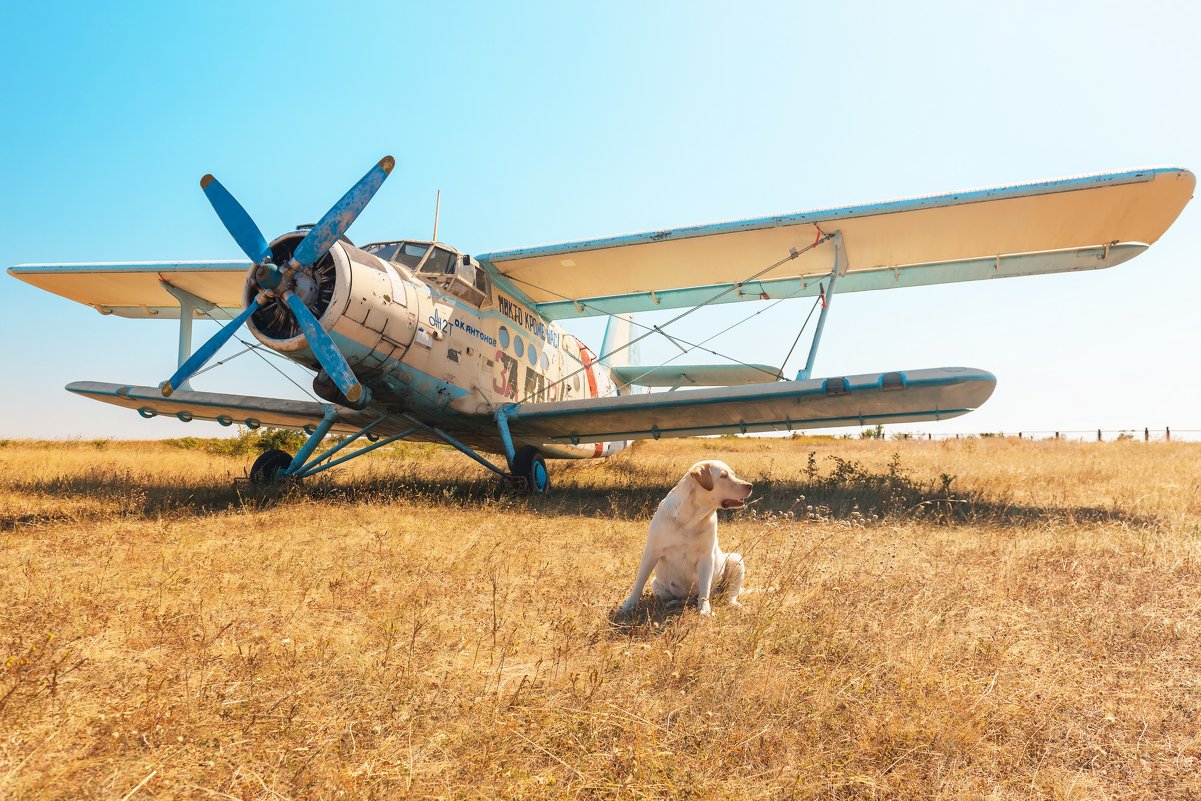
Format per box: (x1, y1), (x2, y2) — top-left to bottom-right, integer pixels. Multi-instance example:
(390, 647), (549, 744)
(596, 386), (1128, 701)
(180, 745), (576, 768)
(599, 314), (640, 368)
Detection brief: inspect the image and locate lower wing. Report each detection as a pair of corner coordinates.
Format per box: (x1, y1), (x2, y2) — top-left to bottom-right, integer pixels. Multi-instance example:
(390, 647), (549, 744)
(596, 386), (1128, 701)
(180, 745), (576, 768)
(507, 367), (995, 444)
(66, 381), (383, 433)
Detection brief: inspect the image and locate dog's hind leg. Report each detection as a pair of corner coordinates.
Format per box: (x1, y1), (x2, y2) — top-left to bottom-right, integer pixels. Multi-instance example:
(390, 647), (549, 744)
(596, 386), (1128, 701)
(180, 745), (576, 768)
(618, 546), (660, 615)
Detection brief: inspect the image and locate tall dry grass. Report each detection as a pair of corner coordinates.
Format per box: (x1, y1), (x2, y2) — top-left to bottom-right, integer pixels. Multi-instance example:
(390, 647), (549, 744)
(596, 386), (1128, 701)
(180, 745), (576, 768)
(1, 436), (1199, 799)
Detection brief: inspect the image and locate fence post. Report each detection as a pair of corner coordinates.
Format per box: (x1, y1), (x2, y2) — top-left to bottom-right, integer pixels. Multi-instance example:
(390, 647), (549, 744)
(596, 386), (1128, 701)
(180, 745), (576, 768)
(1145, 427), (1149, 442)
(1166, 426), (1171, 442)
(1055, 432), (1060, 440)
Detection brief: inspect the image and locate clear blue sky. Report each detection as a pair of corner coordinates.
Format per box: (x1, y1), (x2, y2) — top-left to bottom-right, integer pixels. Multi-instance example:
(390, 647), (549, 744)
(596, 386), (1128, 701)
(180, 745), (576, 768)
(2, 1), (1198, 439)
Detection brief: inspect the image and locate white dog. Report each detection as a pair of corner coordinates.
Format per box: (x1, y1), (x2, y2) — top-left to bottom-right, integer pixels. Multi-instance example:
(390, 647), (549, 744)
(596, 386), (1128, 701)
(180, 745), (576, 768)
(618, 459), (752, 617)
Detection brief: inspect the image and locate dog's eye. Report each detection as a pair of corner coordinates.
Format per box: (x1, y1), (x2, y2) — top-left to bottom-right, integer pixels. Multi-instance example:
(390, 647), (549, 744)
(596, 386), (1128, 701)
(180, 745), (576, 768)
(721, 471), (728, 478)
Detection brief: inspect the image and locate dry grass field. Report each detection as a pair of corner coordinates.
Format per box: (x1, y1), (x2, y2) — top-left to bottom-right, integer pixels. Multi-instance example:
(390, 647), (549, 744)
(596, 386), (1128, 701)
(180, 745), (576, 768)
(2, 434), (1200, 800)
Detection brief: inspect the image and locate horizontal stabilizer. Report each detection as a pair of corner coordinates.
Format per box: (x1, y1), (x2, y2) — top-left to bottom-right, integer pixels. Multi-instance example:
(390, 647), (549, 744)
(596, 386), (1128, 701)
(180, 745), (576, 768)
(609, 363), (780, 388)
(508, 367), (995, 444)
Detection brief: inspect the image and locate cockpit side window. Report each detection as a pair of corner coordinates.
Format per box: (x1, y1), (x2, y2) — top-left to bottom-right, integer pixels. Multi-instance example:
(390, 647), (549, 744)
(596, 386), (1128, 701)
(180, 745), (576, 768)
(473, 264), (491, 297)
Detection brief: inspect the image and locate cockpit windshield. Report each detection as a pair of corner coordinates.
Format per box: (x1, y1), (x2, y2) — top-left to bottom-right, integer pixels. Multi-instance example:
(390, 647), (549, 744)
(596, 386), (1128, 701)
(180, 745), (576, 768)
(362, 241), (431, 270)
(418, 247), (457, 275)
(362, 241), (489, 307)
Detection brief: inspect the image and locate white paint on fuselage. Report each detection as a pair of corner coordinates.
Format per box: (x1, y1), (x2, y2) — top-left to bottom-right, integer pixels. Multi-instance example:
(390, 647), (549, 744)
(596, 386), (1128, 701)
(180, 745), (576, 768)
(269, 239), (629, 460)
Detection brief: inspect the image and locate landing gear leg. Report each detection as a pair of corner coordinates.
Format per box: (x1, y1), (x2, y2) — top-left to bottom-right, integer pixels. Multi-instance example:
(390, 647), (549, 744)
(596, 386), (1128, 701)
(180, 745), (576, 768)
(494, 406), (549, 495)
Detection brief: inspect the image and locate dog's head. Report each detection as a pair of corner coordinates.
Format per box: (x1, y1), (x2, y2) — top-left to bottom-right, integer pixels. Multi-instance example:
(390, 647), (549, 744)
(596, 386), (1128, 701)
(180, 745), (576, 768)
(687, 460), (754, 509)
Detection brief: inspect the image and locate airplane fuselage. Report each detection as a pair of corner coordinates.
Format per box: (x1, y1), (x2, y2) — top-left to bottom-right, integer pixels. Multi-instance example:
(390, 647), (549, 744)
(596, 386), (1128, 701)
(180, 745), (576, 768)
(245, 233), (628, 459)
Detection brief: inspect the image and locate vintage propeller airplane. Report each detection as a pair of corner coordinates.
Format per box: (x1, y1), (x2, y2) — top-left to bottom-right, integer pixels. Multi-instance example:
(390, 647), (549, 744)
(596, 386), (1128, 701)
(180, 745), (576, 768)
(8, 158), (1194, 492)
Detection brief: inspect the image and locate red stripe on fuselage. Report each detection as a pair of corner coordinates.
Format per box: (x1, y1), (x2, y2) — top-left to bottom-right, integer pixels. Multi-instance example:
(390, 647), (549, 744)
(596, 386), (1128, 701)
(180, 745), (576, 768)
(578, 344), (604, 457)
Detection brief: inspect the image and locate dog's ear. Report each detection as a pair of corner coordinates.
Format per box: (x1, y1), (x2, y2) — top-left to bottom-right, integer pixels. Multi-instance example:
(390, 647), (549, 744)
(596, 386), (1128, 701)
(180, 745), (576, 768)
(689, 462), (715, 491)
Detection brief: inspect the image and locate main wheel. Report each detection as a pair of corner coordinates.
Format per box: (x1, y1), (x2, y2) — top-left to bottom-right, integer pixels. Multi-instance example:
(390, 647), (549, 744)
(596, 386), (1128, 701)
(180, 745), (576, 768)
(250, 448), (294, 484)
(511, 446), (550, 495)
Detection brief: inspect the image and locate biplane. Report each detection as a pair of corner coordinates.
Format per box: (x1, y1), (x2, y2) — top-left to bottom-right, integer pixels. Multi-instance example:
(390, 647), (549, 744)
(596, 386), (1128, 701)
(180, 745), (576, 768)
(8, 158), (1193, 492)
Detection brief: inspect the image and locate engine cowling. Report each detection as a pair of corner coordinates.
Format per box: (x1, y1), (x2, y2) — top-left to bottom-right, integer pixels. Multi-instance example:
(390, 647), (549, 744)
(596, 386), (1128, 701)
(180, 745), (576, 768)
(245, 234), (422, 394)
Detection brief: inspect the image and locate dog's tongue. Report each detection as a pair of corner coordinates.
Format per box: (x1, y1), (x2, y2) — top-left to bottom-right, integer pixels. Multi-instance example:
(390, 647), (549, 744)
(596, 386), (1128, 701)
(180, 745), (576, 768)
(721, 499), (744, 509)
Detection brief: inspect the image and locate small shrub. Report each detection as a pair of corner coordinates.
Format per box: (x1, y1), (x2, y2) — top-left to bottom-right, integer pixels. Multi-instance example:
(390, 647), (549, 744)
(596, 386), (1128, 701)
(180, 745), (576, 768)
(859, 424), (885, 440)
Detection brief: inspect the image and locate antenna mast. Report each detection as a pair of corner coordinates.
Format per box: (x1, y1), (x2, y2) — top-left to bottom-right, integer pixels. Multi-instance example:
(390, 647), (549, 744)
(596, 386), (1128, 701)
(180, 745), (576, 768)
(432, 190), (441, 242)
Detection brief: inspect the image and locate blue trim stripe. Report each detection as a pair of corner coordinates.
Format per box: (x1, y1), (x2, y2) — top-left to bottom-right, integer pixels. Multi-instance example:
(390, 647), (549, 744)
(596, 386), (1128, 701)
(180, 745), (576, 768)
(8, 261), (249, 274)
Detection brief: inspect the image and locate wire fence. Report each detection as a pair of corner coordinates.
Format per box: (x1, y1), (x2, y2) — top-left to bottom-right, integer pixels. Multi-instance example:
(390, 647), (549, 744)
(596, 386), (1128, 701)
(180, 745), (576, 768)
(875, 427), (1199, 443)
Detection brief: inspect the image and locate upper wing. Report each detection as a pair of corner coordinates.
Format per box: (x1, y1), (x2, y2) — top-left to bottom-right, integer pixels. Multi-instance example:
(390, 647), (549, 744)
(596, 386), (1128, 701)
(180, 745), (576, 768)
(478, 167), (1195, 320)
(506, 367), (995, 444)
(7, 261), (250, 318)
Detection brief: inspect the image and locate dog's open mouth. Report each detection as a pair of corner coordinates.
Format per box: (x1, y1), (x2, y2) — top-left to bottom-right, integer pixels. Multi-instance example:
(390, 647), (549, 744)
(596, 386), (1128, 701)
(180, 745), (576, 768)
(721, 499), (745, 509)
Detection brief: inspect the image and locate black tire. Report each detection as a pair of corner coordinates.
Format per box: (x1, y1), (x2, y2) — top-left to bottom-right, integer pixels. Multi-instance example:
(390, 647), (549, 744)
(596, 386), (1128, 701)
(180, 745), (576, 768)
(250, 449), (294, 485)
(510, 445), (550, 495)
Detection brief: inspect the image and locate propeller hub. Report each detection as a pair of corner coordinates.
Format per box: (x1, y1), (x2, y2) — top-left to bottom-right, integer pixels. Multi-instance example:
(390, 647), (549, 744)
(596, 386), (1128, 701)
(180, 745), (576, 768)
(255, 263), (284, 290)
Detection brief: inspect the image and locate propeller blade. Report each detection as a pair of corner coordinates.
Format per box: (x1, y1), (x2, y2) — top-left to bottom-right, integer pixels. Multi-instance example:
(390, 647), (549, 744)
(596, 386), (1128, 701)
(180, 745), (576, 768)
(162, 297), (262, 397)
(290, 156), (395, 269)
(282, 292), (363, 404)
(200, 175), (273, 264)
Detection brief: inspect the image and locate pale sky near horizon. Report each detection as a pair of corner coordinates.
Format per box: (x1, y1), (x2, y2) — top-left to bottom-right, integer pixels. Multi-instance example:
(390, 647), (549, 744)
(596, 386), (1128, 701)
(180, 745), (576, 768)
(1, 1), (1198, 440)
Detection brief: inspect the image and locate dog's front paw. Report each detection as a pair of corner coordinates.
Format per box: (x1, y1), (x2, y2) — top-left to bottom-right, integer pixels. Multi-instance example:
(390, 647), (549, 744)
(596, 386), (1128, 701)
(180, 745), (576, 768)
(728, 598), (743, 609)
(698, 605), (716, 618)
(617, 599), (638, 616)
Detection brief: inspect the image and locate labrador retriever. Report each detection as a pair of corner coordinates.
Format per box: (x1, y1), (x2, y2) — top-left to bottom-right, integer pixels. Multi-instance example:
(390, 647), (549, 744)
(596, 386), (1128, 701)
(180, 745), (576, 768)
(618, 459), (752, 617)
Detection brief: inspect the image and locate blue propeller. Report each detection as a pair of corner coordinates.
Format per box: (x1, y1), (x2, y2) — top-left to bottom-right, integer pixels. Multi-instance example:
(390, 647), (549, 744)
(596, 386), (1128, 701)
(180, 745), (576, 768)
(291, 156), (394, 271)
(200, 175), (273, 264)
(160, 156), (395, 402)
(284, 292), (362, 403)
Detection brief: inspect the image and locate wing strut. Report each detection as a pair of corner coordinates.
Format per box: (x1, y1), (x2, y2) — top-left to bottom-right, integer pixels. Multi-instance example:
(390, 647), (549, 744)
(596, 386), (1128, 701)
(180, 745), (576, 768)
(159, 281), (219, 392)
(797, 231), (849, 380)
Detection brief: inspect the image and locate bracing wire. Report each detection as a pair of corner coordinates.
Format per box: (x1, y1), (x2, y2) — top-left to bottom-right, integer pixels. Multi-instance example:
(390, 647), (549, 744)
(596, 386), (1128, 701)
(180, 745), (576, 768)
(775, 292), (823, 379)
(614, 271), (832, 389)
(505, 232), (835, 405)
(197, 307), (322, 403)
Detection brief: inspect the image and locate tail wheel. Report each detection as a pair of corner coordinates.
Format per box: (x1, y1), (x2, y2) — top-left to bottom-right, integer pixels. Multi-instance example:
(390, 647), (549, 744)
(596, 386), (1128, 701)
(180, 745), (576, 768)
(250, 449), (294, 484)
(511, 446), (550, 495)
